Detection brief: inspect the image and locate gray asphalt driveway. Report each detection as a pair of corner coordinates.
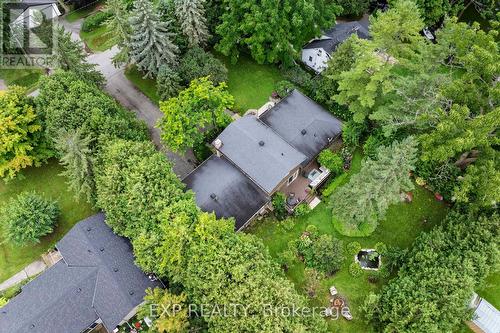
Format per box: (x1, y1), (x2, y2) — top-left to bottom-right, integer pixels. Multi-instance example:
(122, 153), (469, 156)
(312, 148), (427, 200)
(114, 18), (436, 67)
(87, 47), (196, 177)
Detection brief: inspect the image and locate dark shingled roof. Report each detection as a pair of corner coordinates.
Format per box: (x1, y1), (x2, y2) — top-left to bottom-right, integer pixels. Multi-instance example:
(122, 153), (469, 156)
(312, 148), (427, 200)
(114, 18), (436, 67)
(0, 213), (160, 333)
(183, 155), (270, 230)
(260, 90), (342, 160)
(303, 21), (370, 54)
(215, 115), (307, 193)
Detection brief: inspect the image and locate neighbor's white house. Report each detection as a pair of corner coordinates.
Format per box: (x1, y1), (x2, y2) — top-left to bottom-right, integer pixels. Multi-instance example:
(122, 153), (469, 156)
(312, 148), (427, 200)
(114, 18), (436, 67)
(301, 21), (370, 73)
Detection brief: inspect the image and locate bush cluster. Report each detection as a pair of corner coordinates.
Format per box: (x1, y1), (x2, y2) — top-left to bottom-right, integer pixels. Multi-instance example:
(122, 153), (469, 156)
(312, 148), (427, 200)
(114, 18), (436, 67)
(1, 192), (59, 246)
(81, 11), (112, 32)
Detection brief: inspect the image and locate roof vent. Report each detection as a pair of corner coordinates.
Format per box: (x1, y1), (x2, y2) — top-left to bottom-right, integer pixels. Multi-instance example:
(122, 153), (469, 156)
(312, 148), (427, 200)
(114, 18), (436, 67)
(210, 193), (218, 201)
(129, 290), (134, 295)
(213, 138), (223, 149)
(259, 140), (265, 146)
(301, 129), (307, 135)
(76, 288), (82, 293)
(113, 267), (119, 272)
(100, 247), (104, 252)
(30, 324), (35, 329)
(86, 227), (91, 232)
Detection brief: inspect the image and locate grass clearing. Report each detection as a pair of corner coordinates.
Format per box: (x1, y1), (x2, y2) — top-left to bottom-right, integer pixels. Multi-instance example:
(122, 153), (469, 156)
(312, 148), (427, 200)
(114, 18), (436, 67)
(0, 68), (44, 91)
(80, 24), (115, 52)
(216, 53), (284, 114)
(65, 1), (103, 23)
(247, 153), (448, 333)
(0, 160), (96, 283)
(124, 65), (160, 104)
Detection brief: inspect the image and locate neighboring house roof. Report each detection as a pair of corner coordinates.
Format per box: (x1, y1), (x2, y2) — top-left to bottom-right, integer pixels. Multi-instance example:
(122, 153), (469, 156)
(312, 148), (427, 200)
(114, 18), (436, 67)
(260, 90), (342, 160)
(472, 298), (500, 333)
(216, 115), (307, 193)
(303, 21), (370, 54)
(183, 155), (270, 230)
(0, 213), (160, 333)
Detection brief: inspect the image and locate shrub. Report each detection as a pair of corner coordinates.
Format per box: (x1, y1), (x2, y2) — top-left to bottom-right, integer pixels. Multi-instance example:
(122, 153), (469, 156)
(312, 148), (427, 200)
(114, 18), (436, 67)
(275, 80), (295, 98)
(277, 250), (296, 270)
(415, 160), (461, 200)
(295, 227), (343, 274)
(272, 192), (287, 220)
(363, 130), (395, 160)
(294, 203), (310, 217)
(342, 120), (368, 148)
(281, 66), (316, 95)
(280, 217), (296, 231)
(156, 65), (182, 101)
(81, 11), (112, 32)
(1, 192), (59, 245)
(349, 262), (362, 277)
(346, 241), (361, 255)
(367, 272), (379, 284)
(304, 268), (323, 297)
(374, 242), (387, 255)
(309, 234), (344, 274)
(318, 150), (343, 176)
(179, 48), (228, 85)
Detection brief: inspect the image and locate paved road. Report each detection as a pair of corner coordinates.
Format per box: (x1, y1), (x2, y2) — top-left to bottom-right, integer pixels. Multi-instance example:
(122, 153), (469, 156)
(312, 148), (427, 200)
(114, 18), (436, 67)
(88, 48), (196, 177)
(59, 18), (195, 178)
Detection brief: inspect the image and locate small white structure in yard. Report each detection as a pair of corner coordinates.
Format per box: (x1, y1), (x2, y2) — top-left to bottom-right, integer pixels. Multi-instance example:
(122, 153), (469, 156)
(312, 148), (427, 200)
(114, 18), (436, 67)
(301, 21), (370, 73)
(468, 293), (500, 333)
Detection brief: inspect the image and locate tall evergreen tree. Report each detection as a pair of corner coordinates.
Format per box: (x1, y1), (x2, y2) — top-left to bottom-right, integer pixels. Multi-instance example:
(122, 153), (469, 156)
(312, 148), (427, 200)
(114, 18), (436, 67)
(174, 0), (210, 47)
(330, 137), (418, 234)
(105, 0), (131, 66)
(129, 0), (179, 77)
(54, 128), (95, 204)
(51, 27), (104, 85)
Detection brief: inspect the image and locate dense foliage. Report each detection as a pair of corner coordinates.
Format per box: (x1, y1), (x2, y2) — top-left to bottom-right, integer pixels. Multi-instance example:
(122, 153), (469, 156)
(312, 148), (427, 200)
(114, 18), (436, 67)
(215, 0), (340, 65)
(292, 227), (344, 275)
(37, 71), (148, 148)
(95, 139), (189, 237)
(365, 210), (499, 332)
(1, 192), (59, 245)
(179, 47), (228, 85)
(52, 27), (104, 85)
(129, 0), (178, 77)
(54, 128), (96, 204)
(317, 149), (343, 176)
(331, 137), (418, 234)
(0, 87), (50, 180)
(158, 76), (233, 153)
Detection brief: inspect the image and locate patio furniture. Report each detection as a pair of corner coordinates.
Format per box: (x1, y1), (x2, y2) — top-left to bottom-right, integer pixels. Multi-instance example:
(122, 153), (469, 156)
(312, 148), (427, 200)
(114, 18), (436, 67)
(341, 307), (353, 321)
(329, 286), (338, 296)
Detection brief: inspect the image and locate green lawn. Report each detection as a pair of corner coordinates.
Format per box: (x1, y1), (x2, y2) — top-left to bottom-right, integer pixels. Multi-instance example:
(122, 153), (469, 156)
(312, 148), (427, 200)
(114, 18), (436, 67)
(477, 272), (500, 309)
(216, 53), (284, 114)
(80, 24), (115, 52)
(0, 160), (96, 283)
(247, 154), (449, 333)
(65, 1), (103, 23)
(0, 68), (44, 91)
(124, 65), (161, 104)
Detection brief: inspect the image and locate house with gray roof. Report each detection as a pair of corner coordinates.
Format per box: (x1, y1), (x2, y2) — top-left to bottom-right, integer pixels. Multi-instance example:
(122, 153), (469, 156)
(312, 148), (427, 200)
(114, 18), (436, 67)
(302, 20), (370, 73)
(0, 213), (161, 333)
(184, 90), (342, 230)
